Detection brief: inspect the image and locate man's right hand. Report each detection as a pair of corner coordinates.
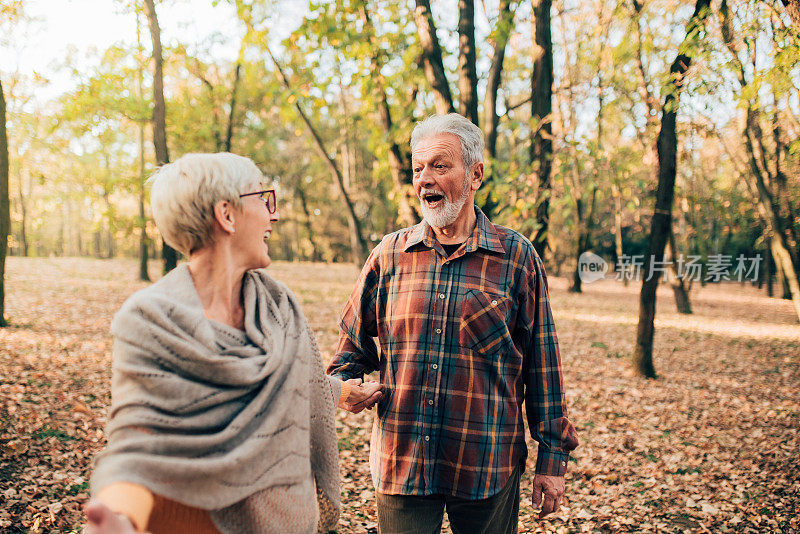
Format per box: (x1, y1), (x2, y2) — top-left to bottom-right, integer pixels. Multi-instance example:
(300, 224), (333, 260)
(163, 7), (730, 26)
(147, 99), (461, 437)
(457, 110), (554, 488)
(341, 378), (384, 414)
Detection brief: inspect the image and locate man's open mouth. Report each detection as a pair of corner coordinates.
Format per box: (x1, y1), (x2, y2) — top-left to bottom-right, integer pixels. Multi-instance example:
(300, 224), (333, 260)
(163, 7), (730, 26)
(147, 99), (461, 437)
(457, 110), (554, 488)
(423, 192), (445, 206)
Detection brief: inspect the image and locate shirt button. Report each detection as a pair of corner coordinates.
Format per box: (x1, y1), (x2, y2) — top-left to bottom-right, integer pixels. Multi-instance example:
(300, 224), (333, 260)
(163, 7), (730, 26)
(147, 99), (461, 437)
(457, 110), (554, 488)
(439, 293), (445, 299)
(424, 435), (430, 442)
(428, 400), (434, 406)
(432, 364), (438, 370)
(435, 328), (442, 334)
(491, 300), (498, 306)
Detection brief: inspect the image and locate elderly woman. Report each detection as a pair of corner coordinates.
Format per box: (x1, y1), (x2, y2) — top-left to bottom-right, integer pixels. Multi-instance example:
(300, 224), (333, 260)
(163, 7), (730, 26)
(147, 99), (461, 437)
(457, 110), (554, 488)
(84, 153), (383, 534)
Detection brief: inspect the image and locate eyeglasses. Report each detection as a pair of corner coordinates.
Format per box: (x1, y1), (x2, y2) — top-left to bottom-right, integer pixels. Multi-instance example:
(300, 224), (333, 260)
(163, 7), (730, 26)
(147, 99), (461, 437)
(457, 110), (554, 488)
(239, 189), (277, 214)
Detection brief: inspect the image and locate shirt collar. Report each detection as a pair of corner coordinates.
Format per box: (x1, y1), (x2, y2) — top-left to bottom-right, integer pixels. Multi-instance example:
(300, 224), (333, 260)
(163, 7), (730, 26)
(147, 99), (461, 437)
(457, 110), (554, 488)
(403, 206), (505, 255)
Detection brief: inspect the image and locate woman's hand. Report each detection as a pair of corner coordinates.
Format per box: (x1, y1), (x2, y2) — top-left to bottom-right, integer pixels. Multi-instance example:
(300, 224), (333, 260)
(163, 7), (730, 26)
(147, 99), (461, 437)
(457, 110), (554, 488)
(340, 378), (384, 414)
(84, 500), (140, 534)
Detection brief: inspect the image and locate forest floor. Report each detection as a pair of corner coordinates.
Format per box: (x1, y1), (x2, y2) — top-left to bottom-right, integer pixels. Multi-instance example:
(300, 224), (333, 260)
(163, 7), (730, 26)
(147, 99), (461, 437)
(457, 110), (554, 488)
(0, 257), (798, 533)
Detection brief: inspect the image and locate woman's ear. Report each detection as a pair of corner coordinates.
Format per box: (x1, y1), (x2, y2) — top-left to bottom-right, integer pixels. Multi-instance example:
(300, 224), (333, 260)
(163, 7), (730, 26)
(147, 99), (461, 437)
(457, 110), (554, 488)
(213, 200), (236, 235)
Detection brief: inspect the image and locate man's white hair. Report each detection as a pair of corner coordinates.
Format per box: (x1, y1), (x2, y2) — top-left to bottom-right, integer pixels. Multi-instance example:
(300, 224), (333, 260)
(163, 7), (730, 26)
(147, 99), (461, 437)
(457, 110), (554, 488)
(410, 113), (484, 172)
(148, 152), (262, 256)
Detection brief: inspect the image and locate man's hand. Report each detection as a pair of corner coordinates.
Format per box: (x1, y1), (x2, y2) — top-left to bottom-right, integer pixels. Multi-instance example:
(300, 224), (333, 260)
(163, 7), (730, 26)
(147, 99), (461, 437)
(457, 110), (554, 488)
(532, 474), (565, 519)
(84, 500), (140, 534)
(340, 378), (384, 414)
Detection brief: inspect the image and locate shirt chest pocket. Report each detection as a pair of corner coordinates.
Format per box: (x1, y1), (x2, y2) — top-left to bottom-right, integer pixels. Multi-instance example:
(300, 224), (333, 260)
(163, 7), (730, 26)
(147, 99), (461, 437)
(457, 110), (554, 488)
(459, 289), (513, 357)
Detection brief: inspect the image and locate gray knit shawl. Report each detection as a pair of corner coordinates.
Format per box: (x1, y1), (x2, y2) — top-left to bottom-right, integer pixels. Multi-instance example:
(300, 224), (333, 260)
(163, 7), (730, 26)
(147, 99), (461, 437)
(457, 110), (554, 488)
(90, 264), (340, 533)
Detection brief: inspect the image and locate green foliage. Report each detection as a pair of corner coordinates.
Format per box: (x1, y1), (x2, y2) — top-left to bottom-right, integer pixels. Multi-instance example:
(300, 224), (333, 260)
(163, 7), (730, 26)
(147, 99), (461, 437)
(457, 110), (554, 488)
(1, 0), (795, 268)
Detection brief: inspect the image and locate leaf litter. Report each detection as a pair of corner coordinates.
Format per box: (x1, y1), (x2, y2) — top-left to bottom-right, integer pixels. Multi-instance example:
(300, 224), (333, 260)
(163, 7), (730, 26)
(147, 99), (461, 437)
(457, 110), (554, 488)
(0, 258), (798, 533)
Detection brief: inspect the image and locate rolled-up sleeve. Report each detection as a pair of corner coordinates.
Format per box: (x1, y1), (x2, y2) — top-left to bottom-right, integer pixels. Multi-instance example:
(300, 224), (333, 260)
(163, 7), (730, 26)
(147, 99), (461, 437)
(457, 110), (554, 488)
(520, 250), (579, 476)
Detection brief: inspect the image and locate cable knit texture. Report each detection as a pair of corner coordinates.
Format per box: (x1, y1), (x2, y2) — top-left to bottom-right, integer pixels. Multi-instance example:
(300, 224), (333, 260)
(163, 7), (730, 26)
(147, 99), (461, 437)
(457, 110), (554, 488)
(90, 263), (340, 533)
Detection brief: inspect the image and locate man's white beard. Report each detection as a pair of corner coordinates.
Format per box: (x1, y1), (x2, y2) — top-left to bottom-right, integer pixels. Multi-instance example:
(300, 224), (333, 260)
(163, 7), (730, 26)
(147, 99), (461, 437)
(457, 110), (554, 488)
(420, 176), (470, 229)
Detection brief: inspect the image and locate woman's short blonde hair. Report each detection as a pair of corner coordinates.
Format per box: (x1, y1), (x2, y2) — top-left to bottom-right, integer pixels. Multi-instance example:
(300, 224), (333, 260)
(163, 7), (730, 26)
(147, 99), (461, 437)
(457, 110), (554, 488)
(148, 153), (262, 256)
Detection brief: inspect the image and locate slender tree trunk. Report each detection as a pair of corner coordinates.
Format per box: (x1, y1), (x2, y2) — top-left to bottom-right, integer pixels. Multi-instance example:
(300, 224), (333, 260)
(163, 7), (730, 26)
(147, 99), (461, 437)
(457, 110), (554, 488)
(0, 78), (9, 326)
(569, 29), (606, 292)
(482, 0), (516, 218)
(93, 230), (103, 259)
(413, 0), (455, 114)
(612, 182), (627, 286)
(16, 171), (27, 257)
(632, 0), (659, 131)
(224, 62), (241, 152)
(771, 237), (793, 299)
(143, 0), (178, 273)
(135, 5), (150, 281)
(634, 0), (711, 378)
(266, 47), (368, 264)
(632, 0), (690, 311)
(667, 227), (692, 313)
(295, 186), (320, 261)
(103, 190), (115, 258)
(530, 0), (554, 263)
(569, 187), (597, 293)
(766, 235), (774, 296)
(457, 0), (479, 125)
(191, 62), (223, 150)
(138, 122), (150, 281)
(359, 3), (417, 227)
(771, 113), (800, 272)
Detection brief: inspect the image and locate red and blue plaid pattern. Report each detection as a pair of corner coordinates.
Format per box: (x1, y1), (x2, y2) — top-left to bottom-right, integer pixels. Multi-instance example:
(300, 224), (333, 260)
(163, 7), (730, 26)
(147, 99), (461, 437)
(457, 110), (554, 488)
(328, 208), (578, 499)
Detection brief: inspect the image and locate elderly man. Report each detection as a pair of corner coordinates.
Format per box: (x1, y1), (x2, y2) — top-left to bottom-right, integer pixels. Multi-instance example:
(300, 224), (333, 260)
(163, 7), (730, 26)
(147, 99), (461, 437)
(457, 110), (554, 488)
(328, 113), (578, 533)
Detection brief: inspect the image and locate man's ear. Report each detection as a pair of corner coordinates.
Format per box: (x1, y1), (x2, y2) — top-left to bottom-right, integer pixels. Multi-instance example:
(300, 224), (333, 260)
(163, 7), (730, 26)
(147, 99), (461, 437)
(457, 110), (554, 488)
(213, 200), (236, 235)
(470, 162), (484, 191)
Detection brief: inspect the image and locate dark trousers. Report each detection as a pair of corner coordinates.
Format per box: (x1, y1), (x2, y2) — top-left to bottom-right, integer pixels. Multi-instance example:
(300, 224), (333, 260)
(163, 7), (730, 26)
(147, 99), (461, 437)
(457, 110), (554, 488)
(375, 468), (520, 534)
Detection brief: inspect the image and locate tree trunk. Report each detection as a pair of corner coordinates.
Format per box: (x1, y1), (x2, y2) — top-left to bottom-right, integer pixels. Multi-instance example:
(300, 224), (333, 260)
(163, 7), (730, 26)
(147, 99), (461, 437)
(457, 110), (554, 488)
(143, 0), (178, 273)
(135, 3), (150, 281)
(612, 182), (627, 286)
(634, 0), (711, 378)
(529, 0), (554, 263)
(667, 227), (692, 313)
(632, 0), (659, 131)
(359, 3), (417, 228)
(771, 237), (793, 299)
(266, 47), (368, 264)
(632, 0), (687, 307)
(766, 236), (774, 296)
(482, 0), (516, 218)
(224, 62), (241, 152)
(413, 0), (455, 114)
(457, 0), (479, 125)
(0, 78), (9, 326)
(569, 28), (606, 293)
(569, 187), (597, 293)
(138, 122), (150, 281)
(295, 186), (320, 261)
(16, 171), (27, 257)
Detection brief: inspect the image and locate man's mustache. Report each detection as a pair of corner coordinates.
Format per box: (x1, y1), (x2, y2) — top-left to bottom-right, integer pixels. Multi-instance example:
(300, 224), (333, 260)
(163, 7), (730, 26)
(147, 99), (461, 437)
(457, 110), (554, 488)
(420, 188), (445, 197)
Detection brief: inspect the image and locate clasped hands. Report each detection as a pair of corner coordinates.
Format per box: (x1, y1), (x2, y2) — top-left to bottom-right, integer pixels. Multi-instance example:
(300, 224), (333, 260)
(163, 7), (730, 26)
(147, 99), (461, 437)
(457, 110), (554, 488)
(339, 378), (384, 413)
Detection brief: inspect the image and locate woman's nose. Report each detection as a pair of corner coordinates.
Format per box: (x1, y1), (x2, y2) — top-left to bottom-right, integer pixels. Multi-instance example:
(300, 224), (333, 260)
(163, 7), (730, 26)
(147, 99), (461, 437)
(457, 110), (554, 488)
(269, 208), (280, 222)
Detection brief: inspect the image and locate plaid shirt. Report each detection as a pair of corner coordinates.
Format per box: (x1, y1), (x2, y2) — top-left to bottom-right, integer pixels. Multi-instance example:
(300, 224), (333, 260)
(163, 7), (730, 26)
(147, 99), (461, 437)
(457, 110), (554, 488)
(328, 208), (578, 499)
